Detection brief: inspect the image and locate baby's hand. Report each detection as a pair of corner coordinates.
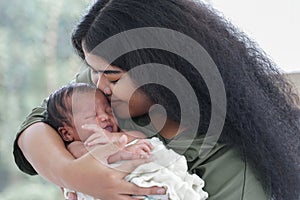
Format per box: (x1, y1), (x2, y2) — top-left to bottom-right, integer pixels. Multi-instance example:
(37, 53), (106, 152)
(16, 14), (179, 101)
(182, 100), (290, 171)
(84, 132), (111, 147)
(107, 139), (153, 164)
(83, 130), (126, 147)
(126, 139), (153, 155)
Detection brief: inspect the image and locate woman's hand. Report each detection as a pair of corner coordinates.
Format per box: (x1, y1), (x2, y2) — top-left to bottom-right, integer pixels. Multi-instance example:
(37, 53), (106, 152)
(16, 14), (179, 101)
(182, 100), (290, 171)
(71, 138), (165, 199)
(67, 192), (77, 200)
(62, 188), (78, 200)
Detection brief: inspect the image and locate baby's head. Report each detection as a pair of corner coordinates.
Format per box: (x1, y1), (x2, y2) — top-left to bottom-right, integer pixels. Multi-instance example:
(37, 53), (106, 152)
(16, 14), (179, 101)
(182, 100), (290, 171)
(46, 83), (118, 143)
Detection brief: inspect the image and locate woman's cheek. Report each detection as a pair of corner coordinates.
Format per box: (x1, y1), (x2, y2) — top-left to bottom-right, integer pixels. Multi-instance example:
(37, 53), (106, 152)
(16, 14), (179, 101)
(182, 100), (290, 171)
(112, 75), (136, 101)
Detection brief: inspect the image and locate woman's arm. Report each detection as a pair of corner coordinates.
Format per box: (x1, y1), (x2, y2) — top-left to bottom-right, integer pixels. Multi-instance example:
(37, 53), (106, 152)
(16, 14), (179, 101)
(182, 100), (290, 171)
(15, 68), (165, 198)
(18, 123), (74, 186)
(18, 122), (165, 199)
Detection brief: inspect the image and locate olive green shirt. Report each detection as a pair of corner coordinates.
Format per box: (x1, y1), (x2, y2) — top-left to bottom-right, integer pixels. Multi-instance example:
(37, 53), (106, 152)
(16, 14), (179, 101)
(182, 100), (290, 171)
(13, 68), (270, 200)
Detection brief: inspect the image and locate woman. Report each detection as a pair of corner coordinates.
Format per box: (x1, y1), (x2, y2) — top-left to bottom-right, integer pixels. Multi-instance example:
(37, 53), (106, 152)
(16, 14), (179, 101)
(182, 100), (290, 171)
(14, 0), (300, 199)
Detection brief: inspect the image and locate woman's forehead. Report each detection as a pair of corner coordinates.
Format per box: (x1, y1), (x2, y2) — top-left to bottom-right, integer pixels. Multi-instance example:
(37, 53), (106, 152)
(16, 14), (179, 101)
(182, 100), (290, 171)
(84, 52), (123, 72)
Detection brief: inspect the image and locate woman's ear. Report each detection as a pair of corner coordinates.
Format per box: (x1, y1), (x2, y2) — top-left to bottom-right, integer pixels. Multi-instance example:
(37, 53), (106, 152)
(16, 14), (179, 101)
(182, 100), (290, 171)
(58, 127), (74, 142)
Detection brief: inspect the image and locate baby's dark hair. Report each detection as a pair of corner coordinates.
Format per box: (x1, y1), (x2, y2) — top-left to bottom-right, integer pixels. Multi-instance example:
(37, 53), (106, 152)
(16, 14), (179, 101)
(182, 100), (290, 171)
(45, 83), (99, 131)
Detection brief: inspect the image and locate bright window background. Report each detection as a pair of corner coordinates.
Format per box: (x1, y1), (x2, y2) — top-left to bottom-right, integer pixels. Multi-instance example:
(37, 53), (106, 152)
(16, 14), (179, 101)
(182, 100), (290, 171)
(205, 0), (300, 73)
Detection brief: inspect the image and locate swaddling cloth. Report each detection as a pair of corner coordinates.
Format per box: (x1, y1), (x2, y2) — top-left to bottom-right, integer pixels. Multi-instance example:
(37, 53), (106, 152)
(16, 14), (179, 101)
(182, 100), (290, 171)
(125, 137), (208, 200)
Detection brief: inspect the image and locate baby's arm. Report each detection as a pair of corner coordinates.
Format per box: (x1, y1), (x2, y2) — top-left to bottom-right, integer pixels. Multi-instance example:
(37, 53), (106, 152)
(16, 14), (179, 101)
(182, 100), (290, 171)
(82, 127), (153, 164)
(67, 141), (88, 159)
(68, 130), (152, 162)
(84, 129), (147, 146)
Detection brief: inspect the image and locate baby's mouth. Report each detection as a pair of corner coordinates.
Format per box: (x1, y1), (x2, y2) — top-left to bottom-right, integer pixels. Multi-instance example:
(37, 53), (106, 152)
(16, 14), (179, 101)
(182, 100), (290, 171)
(104, 125), (113, 132)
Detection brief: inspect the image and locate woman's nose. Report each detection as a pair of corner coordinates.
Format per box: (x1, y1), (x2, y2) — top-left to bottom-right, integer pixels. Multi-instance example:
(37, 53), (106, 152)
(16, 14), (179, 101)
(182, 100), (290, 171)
(96, 74), (112, 95)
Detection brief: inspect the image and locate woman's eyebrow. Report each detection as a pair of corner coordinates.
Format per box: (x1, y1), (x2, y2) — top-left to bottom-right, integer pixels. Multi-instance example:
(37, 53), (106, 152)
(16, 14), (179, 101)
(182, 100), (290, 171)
(84, 61), (122, 74)
(102, 70), (122, 74)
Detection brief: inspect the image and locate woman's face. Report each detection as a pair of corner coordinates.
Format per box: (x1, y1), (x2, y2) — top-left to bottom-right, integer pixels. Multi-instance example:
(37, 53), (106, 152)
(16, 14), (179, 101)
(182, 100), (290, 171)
(83, 46), (153, 118)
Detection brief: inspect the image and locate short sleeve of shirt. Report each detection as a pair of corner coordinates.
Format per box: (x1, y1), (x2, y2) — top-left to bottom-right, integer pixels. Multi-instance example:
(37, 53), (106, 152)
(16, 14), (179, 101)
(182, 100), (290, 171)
(13, 68), (93, 175)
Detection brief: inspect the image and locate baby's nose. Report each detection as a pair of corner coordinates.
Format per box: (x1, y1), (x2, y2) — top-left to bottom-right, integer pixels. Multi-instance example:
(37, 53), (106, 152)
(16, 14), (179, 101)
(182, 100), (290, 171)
(97, 114), (109, 122)
(96, 114), (111, 128)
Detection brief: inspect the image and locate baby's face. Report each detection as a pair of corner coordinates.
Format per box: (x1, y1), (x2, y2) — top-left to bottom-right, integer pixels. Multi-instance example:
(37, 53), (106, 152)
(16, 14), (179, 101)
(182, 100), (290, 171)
(71, 90), (118, 142)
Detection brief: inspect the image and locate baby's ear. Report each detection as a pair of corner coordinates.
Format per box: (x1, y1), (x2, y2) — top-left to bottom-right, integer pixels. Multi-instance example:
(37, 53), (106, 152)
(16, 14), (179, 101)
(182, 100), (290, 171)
(58, 127), (74, 142)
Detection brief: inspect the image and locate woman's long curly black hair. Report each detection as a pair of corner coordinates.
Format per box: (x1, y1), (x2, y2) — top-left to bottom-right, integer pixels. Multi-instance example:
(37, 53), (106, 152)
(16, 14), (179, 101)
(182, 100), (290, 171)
(71, 0), (300, 199)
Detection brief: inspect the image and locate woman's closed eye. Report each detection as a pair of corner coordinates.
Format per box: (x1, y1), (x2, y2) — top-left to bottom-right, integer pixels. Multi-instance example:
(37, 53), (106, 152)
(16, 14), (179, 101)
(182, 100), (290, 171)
(87, 63), (124, 85)
(109, 80), (119, 84)
(103, 71), (123, 84)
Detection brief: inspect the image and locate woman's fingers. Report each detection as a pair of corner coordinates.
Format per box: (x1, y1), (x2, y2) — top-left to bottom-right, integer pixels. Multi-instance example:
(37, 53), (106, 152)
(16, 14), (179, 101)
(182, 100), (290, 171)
(67, 192), (77, 200)
(118, 180), (166, 196)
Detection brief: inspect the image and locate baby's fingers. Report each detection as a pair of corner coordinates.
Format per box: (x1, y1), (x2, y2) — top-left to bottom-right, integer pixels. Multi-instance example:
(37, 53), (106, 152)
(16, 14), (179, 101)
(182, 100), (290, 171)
(141, 143), (152, 153)
(131, 144), (151, 154)
(136, 140), (153, 150)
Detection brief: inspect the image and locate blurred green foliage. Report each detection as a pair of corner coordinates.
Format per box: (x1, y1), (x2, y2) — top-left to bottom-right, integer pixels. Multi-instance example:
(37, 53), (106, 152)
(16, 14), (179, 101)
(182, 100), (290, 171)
(0, 0), (89, 198)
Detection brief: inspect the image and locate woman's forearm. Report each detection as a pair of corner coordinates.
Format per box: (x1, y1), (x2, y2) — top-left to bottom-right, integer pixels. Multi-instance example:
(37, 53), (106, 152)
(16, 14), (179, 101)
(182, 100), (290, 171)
(17, 123), (107, 187)
(18, 122), (75, 186)
(17, 122), (111, 195)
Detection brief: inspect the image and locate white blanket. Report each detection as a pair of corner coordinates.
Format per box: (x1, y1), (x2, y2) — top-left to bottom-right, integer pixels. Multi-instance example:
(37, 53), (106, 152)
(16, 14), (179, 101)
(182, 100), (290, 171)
(125, 137), (208, 200)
